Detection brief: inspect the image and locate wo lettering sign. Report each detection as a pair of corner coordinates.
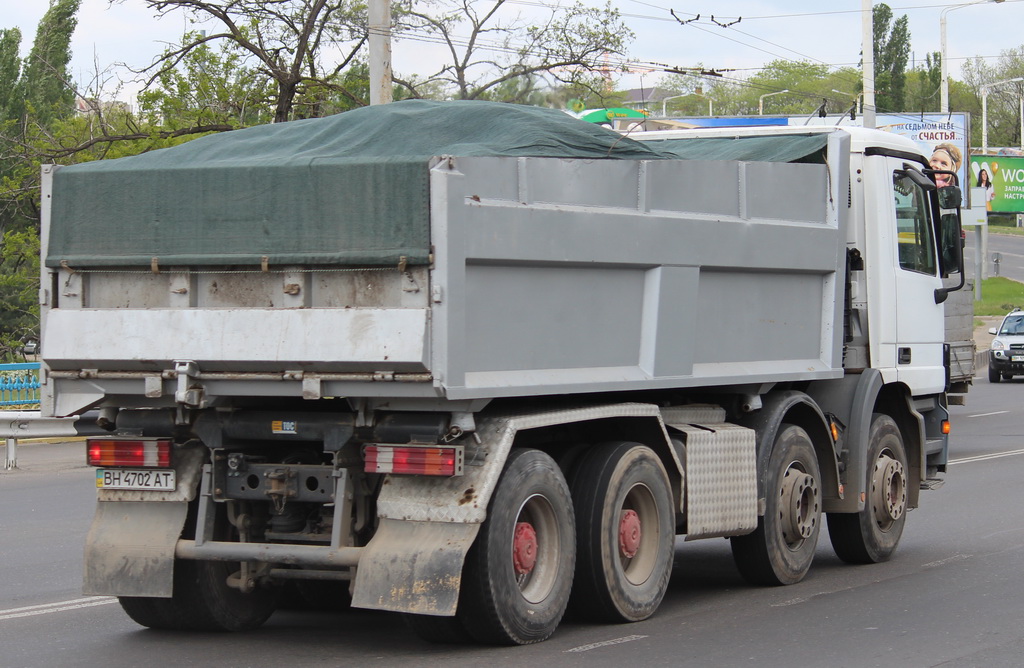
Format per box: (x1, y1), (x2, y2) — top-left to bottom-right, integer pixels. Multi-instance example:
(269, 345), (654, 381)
(970, 155), (1024, 214)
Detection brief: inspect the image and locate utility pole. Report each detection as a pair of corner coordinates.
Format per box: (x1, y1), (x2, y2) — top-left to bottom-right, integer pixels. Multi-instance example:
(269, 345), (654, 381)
(861, 0), (876, 128)
(369, 0), (393, 105)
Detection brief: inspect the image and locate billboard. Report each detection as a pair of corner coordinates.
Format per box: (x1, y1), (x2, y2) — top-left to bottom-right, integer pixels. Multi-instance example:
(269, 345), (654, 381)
(970, 155), (1024, 213)
(653, 112), (973, 202)
(801, 114), (971, 197)
(873, 114), (970, 196)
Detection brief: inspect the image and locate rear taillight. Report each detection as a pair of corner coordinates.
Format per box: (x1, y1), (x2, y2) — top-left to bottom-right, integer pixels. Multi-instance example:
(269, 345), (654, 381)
(87, 438), (172, 467)
(364, 444), (463, 476)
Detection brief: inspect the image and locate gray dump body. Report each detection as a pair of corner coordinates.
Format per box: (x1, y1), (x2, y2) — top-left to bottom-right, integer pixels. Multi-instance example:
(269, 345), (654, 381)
(41, 102), (848, 413)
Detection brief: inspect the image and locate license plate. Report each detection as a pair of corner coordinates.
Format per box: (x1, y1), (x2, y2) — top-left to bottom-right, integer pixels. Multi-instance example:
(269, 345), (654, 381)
(96, 468), (176, 491)
(1013, 356), (1024, 362)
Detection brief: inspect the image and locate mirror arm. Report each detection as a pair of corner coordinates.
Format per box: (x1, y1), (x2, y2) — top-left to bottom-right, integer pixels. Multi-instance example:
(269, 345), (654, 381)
(935, 209), (966, 304)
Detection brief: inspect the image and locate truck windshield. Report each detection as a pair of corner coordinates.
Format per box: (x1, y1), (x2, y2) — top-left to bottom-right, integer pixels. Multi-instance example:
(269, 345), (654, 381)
(893, 171), (937, 276)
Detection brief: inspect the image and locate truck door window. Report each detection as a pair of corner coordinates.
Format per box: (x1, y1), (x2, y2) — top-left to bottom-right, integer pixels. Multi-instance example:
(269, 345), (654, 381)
(893, 170), (937, 275)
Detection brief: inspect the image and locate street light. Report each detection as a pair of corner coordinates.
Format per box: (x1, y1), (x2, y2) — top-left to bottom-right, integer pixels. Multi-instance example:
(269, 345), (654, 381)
(662, 92), (713, 116)
(981, 77), (1024, 153)
(661, 94), (688, 116)
(831, 89), (863, 114)
(758, 89), (789, 115)
(941, 0), (1004, 113)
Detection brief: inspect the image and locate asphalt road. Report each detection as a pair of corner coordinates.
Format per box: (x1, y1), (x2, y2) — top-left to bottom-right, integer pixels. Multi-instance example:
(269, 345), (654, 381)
(1, 383), (1022, 667)
(966, 228), (1024, 284)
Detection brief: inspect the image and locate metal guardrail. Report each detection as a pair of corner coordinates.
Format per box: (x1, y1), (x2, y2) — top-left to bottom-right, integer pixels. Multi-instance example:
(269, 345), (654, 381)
(2, 410), (104, 471)
(0, 362), (41, 407)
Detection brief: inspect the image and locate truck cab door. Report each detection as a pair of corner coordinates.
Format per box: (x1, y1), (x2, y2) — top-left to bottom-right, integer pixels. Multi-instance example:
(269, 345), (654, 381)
(866, 157), (947, 393)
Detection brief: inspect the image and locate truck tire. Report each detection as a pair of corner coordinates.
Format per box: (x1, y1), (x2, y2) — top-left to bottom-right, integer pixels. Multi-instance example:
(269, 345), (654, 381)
(279, 577), (351, 611)
(457, 448), (575, 645)
(402, 612), (473, 644)
(569, 442), (674, 622)
(828, 414), (908, 564)
(118, 557), (277, 631)
(730, 424), (821, 586)
(118, 500), (277, 632)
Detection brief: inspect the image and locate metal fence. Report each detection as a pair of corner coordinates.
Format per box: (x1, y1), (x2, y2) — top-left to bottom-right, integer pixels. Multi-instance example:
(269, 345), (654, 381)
(0, 362), (41, 407)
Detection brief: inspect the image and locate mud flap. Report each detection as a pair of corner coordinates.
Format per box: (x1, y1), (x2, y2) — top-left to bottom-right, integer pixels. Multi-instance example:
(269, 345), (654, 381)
(350, 518), (479, 616)
(82, 501), (189, 597)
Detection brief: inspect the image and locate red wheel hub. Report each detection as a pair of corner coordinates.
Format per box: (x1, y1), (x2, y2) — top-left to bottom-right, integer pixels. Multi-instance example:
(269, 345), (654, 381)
(513, 522), (538, 575)
(619, 509), (642, 559)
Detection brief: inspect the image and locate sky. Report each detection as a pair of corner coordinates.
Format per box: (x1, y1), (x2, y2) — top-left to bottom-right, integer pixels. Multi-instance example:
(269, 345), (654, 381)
(5, 0), (1024, 105)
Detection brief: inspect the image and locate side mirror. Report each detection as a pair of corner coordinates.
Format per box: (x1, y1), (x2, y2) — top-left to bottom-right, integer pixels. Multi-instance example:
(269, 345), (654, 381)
(938, 185), (962, 209)
(898, 166), (936, 191)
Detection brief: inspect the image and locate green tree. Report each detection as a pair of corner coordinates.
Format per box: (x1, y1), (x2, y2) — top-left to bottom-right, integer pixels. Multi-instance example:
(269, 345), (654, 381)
(0, 0), (82, 353)
(0, 228), (39, 359)
(676, 61), (863, 118)
(21, 0), (81, 126)
(963, 48), (1024, 148)
(138, 33), (274, 129)
(872, 3), (910, 113)
(904, 52), (941, 114)
(128, 0), (369, 123)
(0, 28), (22, 123)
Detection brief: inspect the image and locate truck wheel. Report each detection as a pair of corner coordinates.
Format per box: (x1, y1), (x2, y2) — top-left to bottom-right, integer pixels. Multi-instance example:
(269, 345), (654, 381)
(569, 442), (674, 622)
(828, 414), (908, 564)
(118, 557), (277, 631)
(730, 424), (821, 586)
(457, 448), (575, 645)
(118, 501), (277, 632)
(402, 612), (473, 644)
(988, 365), (1001, 383)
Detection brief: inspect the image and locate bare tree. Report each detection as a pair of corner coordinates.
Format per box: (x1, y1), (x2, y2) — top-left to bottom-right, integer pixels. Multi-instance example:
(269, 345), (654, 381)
(397, 0), (632, 101)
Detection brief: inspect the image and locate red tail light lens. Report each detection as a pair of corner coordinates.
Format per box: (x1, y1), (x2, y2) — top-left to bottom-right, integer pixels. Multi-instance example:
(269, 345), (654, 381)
(87, 438), (172, 467)
(364, 444), (463, 476)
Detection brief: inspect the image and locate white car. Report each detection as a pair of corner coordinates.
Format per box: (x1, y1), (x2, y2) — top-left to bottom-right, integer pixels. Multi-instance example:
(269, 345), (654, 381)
(988, 309), (1024, 382)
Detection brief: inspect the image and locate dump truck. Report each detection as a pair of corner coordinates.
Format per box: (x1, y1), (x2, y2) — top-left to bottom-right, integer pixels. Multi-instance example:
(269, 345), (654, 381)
(38, 101), (965, 645)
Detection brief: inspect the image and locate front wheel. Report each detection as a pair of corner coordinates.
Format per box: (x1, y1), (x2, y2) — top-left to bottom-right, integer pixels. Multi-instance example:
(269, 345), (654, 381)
(457, 449), (575, 645)
(570, 442), (675, 622)
(828, 413), (908, 564)
(988, 365), (1001, 383)
(731, 424), (822, 586)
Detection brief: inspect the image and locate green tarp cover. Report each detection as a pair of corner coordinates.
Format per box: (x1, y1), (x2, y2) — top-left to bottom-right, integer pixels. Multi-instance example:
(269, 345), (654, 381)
(47, 100), (663, 269)
(642, 133), (829, 164)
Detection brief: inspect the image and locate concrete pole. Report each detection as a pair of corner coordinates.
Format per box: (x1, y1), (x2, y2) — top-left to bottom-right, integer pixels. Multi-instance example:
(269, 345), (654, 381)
(861, 0), (876, 128)
(940, 11), (949, 113)
(368, 0), (393, 105)
(983, 87), (989, 153)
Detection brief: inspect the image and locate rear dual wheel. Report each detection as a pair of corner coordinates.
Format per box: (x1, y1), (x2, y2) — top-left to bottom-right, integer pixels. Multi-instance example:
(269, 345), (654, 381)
(118, 501), (277, 632)
(119, 558), (277, 632)
(451, 448), (576, 645)
(570, 442), (675, 622)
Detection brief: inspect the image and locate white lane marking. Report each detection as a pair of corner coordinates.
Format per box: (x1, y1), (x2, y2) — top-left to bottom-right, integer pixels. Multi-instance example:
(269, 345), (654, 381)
(923, 554), (972, 568)
(966, 411), (1009, 418)
(949, 448), (1024, 466)
(566, 635), (648, 653)
(0, 597), (117, 621)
